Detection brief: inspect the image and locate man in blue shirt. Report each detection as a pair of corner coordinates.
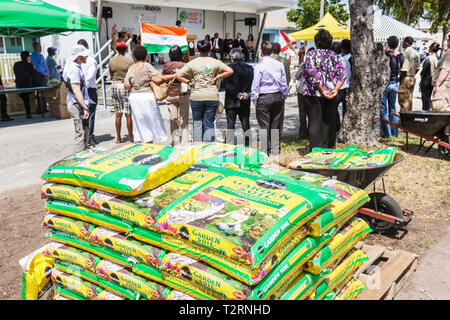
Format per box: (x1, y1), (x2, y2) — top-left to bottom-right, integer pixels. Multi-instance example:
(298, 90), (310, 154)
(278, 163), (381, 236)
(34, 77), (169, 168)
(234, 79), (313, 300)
(30, 42), (49, 114)
(46, 47), (61, 81)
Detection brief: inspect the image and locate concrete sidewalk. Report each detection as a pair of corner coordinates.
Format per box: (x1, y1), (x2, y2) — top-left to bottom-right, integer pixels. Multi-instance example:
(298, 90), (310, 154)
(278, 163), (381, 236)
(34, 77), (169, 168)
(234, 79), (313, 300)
(395, 227), (450, 300)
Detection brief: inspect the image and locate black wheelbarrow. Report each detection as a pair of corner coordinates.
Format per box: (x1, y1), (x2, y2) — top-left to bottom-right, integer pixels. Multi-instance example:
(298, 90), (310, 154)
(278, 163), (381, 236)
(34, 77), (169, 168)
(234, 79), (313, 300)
(382, 111), (450, 159)
(293, 153), (413, 233)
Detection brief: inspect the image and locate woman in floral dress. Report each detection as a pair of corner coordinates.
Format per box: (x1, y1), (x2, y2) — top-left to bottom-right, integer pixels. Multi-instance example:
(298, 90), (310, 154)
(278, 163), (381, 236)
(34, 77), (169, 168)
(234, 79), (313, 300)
(302, 29), (346, 150)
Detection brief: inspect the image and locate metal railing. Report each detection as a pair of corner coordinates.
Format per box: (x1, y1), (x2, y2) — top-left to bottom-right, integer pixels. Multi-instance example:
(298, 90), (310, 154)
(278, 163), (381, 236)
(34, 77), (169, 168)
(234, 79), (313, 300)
(0, 53), (21, 84)
(95, 37), (132, 86)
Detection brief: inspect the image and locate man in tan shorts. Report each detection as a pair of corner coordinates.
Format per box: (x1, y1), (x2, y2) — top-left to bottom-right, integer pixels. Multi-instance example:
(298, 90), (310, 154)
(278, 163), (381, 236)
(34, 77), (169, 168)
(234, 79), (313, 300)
(398, 36), (420, 111)
(431, 48), (450, 112)
(109, 41), (134, 143)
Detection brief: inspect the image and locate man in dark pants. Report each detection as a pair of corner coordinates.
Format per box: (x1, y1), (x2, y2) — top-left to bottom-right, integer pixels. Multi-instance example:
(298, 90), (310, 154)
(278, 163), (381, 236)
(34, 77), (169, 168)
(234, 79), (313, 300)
(211, 33), (224, 60)
(77, 39), (98, 146)
(251, 41), (288, 155)
(0, 75), (13, 121)
(222, 49), (253, 145)
(30, 42), (49, 114)
(13, 51), (35, 119)
(222, 33), (234, 61)
(233, 33), (249, 62)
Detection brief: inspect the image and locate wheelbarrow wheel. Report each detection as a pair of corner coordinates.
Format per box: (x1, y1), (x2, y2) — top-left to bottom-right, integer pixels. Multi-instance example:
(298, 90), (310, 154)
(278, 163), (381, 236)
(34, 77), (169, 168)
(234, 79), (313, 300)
(361, 193), (403, 232)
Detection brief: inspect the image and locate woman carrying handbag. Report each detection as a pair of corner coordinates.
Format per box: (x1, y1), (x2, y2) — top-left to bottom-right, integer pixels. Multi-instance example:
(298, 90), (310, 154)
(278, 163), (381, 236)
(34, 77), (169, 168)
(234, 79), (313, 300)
(124, 45), (169, 144)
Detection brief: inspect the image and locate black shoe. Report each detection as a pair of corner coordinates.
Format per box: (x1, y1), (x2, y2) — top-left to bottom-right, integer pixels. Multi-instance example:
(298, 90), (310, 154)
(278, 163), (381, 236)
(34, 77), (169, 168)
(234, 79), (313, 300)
(26, 114), (32, 119)
(1, 116), (14, 122)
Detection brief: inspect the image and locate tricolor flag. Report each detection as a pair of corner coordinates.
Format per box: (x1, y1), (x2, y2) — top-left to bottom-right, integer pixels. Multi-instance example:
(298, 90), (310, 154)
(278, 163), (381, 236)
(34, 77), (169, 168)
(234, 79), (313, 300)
(279, 30), (297, 57)
(140, 23), (188, 53)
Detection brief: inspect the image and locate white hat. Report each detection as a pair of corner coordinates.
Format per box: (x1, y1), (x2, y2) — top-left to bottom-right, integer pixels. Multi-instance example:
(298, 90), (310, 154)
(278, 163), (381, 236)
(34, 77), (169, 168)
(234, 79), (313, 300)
(70, 44), (90, 61)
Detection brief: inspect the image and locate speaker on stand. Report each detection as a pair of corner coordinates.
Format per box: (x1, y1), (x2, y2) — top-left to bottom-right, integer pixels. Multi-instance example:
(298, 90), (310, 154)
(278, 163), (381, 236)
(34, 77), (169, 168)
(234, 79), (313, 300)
(245, 17), (257, 37)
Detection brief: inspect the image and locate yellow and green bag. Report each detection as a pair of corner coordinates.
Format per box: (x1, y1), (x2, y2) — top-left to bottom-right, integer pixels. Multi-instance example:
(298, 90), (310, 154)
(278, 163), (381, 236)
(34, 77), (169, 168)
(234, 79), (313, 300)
(20, 246), (55, 300)
(41, 142), (197, 196)
(305, 217), (371, 274)
(279, 269), (331, 300)
(340, 147), (397, 169)
(310, 249), (368, 300)
(334, 278), (366, 300)
(287, 145), (357, 169)
(193, 142), (268, 170)
(155, 167), (334, 269)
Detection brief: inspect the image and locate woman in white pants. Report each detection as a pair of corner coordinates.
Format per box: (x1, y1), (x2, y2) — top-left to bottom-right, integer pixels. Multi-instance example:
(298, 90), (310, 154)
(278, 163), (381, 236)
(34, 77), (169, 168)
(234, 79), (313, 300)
(124, 45), (168, 143)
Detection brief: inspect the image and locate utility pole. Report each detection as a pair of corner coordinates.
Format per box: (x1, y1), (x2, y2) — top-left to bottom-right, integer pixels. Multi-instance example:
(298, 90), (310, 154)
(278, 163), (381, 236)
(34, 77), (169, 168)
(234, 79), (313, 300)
(96, 0), (104, 35)
(320, 0), (325, 19)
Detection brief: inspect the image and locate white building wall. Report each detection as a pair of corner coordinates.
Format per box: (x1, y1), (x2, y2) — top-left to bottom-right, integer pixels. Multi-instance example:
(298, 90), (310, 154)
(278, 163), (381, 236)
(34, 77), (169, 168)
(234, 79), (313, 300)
(35, 0), (261, 65)
(99, 2), (259, 44)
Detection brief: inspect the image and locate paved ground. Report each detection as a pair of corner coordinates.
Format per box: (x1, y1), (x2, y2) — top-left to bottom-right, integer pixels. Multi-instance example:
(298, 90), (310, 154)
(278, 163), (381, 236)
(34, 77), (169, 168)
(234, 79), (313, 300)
(394, 226), (450, 300)
(2, 72), (446, 300)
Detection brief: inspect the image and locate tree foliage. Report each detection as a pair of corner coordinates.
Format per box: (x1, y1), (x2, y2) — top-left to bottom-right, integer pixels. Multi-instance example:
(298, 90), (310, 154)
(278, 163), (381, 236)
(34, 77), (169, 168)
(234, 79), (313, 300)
(375, 0), (449, 41)
(286, 0), (350, 30)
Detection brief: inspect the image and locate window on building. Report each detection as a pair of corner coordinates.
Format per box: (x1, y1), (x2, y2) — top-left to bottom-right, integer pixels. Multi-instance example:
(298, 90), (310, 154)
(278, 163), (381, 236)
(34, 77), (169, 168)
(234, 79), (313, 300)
(0, 37), (4, 53)
(10, 37), (22, 47)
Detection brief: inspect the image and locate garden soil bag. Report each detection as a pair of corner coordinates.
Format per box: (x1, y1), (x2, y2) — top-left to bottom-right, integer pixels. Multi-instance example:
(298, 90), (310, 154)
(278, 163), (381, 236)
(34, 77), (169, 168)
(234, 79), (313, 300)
(155, 167), (334, 268)
(309, 249), (368, 300)
(41, 142), (197, 196)
(340, 147), (397, 168)
(50, 268), (125, 300)
(333, 278), (366, 300)
(287, 145), (357, 169)
(133, 223), (310, 286)
(193, 142), (268, 170)
(53, 285), (87, 300)
(20, 245), (55, 300)
(279, 269), (331, 300)
(305, 217), (371, 274)
(251, 166), (370, 237)
(249, 228), (335, 300)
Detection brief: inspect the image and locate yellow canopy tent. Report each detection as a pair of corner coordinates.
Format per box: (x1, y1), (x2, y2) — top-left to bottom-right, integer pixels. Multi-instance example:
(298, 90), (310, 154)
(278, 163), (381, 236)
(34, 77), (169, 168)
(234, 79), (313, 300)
(289, 12), (350, 41)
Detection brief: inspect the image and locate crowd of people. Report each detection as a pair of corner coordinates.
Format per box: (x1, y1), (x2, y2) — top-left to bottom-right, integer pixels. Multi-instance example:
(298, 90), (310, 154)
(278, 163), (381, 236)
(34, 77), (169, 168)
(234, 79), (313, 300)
(1, 27), (449, 158)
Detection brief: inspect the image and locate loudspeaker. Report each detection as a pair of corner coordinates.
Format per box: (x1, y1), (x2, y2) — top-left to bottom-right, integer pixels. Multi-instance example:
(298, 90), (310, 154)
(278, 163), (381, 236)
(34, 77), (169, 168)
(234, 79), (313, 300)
(245, 17), (257, 26)
(102, 6), (113, 19)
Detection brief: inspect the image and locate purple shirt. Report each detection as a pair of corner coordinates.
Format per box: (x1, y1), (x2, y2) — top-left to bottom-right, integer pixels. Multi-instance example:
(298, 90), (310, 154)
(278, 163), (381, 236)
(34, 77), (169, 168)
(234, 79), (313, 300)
(302, 49), (346, 97)
(251, 56), (289, 105)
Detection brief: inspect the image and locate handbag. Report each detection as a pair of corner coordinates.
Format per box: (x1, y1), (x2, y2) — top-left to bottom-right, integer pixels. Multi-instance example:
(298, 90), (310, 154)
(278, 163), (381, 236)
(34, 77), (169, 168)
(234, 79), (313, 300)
(217, 101), (224, 114)
(150, 78), (175, 102)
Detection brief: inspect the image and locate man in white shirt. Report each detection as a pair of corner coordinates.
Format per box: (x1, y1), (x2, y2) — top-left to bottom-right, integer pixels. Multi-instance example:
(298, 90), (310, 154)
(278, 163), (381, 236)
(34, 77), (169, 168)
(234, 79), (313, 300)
(63, 44), (90, 153)
(211, 33), (223, 60)
(77, 39), (98, 146)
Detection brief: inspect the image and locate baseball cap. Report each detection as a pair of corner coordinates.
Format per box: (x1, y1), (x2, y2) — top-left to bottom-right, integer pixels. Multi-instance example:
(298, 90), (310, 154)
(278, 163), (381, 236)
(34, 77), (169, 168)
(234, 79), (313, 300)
(70, 44), (90, 60)
(116, 41), (127, 48)
(47, 47), (57, 54)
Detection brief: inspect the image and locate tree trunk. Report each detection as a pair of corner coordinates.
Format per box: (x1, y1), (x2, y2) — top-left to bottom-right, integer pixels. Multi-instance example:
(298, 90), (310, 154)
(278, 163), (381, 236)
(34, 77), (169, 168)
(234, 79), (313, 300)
(339, 0), (390, 146)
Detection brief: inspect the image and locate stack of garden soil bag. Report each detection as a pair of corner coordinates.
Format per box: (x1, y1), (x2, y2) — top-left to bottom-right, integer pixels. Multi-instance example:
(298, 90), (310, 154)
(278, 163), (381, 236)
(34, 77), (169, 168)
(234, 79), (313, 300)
(20, 142), (372, 300)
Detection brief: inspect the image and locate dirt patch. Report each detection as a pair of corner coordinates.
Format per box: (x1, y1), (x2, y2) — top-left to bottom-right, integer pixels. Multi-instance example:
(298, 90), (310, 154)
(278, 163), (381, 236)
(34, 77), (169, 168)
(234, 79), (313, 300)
(0, 183), (48, 300)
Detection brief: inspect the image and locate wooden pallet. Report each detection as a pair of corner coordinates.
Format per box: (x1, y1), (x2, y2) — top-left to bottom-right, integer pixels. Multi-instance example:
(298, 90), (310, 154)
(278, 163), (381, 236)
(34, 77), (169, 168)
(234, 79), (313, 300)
(353, 242), (419, 300)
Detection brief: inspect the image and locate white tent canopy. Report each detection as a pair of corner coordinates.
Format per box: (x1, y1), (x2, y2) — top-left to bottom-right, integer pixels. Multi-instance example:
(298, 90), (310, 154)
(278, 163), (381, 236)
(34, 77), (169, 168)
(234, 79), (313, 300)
(100, 0), (297, 14)
(374, 14), (436, 43)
